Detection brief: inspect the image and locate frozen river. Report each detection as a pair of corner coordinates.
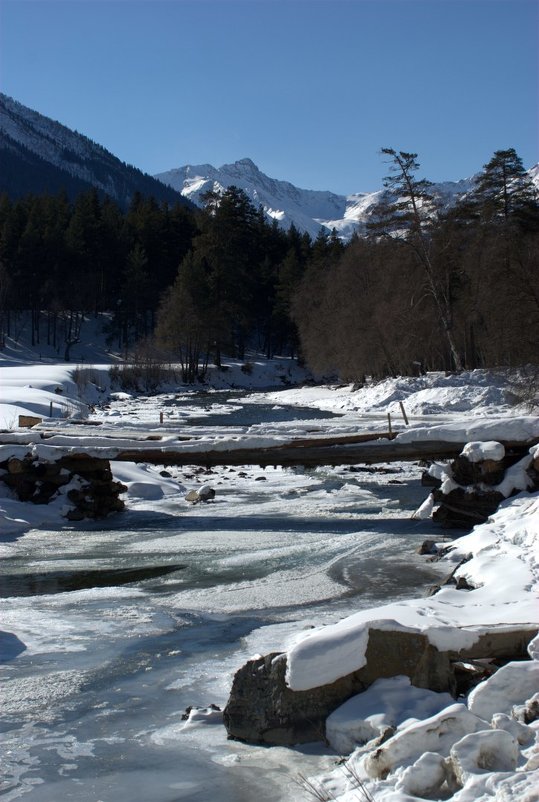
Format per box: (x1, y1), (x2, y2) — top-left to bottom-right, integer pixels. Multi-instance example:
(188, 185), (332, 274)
(0, 393), (449, 802)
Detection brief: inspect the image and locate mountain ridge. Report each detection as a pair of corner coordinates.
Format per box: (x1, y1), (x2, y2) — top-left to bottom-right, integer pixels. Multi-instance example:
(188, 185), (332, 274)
(155, 158), (486, 239)
(0, 93), (192, 209)
(1, 94), (537, 236)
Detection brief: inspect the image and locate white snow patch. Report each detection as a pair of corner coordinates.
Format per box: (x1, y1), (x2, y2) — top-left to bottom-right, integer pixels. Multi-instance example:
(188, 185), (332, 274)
(461, 441), (505, 462)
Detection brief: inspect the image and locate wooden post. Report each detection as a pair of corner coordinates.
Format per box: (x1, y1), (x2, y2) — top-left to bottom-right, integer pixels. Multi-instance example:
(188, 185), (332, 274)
(49, 401), (53, 417)
(399, 401), (409, 426)
(159, 411), (164, 424)
(387, 412), (393, 439)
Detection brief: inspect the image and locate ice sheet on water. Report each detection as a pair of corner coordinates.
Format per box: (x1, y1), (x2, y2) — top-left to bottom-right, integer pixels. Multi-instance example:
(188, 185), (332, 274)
(2, 669), (88, 719)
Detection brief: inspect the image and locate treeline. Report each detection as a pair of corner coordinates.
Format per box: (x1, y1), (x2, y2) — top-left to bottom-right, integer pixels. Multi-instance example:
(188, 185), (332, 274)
(0, 186), (313, 365)
(0, 190), (197, 357)
(0, 147), (537, 379)
(294, 148), (539, 378)
(154, 186), (323, 380)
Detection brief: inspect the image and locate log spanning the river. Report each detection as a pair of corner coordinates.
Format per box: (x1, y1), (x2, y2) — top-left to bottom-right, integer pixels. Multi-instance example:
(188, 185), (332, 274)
(0, 430), (539, 470)
(115, 440), (539, 466)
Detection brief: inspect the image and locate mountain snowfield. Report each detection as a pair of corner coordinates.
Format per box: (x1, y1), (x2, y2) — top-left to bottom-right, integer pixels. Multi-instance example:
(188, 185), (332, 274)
(155, 156), (539, 239)
(155, 157), (373, 238)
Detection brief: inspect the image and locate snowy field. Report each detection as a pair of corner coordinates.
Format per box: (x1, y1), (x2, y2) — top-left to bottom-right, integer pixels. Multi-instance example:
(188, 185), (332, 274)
(0, 347), (538, 801)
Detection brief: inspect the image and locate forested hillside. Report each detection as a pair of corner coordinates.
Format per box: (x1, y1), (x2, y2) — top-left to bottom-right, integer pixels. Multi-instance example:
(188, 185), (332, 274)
(0, 187), (313, 366)
(0, 148), (537, 378)
(0, 93), (192, 209)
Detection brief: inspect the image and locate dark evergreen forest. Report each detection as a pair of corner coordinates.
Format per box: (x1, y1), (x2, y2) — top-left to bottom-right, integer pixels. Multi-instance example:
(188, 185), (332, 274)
(0, 147), (537, 379)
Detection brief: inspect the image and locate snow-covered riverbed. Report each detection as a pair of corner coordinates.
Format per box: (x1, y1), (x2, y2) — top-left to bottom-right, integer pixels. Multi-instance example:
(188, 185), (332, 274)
(1, 363), (538, 801)
(1, 395), (449, 802)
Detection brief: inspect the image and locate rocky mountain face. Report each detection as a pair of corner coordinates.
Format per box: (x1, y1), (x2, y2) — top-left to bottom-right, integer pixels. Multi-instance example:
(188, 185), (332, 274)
(155, 157), (477, 239)
(0, 93), (191, 209)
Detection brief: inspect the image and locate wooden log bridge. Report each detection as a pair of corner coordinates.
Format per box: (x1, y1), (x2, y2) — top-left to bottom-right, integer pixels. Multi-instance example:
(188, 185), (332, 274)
(112, 437), (536, 468)
(3, 429), (537, 468)
(2, 428), (537, 522)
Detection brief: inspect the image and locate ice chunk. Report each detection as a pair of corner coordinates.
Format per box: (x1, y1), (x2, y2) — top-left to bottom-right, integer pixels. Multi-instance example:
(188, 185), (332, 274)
(363, 703), (486, 779)
(396, 751), (447, 797)
(448, 729), (519, 787)
(491, 712), (535, 745)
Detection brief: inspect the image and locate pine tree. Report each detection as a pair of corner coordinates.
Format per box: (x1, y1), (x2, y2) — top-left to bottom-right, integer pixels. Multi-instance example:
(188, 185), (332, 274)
(192, 186), (260, 361)
(368, 149), (436, 238)
(467, 148), (538, 226)
(368, 148), (463, 371)
(155, 252), (212, 382)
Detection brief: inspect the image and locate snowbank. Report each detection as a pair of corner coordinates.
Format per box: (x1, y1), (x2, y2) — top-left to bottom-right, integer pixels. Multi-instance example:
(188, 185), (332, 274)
(254, 370), (523, 419)
(311, 642), (539, 801)
(286, 492), (539, 691)
(291, 493), (539, 801)
(0, 365), (89, 428)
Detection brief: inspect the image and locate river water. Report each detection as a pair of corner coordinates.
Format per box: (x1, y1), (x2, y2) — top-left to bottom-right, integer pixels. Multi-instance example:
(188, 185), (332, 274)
(0, 393), (448, 802)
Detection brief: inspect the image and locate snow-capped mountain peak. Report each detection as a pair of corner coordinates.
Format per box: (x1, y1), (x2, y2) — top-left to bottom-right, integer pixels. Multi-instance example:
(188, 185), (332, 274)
(156, 158), (371, 238)
(155, 158), (479, 239)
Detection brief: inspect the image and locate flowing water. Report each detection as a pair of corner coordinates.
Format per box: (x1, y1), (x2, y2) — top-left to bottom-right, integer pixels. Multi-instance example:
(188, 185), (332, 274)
(0, 394), (448, 802)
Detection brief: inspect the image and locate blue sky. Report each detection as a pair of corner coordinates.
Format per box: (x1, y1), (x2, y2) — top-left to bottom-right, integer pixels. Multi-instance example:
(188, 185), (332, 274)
(1, 0), (537, 194)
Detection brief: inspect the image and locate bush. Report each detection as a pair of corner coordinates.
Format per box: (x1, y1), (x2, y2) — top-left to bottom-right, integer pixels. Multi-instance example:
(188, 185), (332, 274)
(109, 363), (179, 392)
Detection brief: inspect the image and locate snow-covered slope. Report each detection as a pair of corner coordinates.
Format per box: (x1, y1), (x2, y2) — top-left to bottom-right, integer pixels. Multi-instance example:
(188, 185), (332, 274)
(155, 158), (478, 239)
(0, 93), (191, 208)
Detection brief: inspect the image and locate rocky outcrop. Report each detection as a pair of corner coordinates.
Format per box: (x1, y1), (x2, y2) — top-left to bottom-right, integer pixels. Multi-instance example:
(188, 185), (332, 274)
(421, 443), (538, 529)
(432, 486), (504, 529)
(225, 629), (454, 745)
(0, 456), (126, 520)
(223, 626), (538, 746)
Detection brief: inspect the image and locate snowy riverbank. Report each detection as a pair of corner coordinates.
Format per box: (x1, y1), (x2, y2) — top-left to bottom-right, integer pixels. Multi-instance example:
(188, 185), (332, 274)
(290, 489), (539, 802)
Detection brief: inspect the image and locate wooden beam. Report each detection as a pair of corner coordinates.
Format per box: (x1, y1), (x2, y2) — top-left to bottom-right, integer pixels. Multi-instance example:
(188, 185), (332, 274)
(92, 437), (539, 467)
(2, 431), (537, 468)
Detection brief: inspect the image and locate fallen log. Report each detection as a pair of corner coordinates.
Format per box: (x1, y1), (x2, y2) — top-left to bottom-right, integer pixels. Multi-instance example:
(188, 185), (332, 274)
(105, 437), (539, 467)
(1, 431), (537, 468)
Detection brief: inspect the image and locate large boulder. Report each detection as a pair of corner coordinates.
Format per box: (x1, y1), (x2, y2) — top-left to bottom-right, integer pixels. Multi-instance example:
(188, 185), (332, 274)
(185, 485), (216, 504)
(224, 625), (538, 746)
(224, 628), (454, 745)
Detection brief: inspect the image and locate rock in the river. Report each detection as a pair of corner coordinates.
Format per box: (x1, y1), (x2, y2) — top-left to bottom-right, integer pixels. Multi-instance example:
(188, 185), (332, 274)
(432, 486), (504, 528)
(185, 485), (216, 504)
(224, 628), (455, 745)
(224, 625), (538, 746)
(198, 485), (216, 502)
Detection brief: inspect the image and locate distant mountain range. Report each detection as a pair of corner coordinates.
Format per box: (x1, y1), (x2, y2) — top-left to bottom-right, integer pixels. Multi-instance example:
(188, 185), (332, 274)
(1, 93), (537, 237)
(155, 158), (480, 239)
(0, 93), (191, 209)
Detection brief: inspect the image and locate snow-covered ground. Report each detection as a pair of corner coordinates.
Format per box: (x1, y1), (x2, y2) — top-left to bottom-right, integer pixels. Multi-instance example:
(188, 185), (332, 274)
(0, 346), (538, 801)
(285, 490), (539, 800)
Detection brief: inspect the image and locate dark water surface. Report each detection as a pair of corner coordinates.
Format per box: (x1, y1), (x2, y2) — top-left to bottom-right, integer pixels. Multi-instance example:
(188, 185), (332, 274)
(163, 389), (341, 427)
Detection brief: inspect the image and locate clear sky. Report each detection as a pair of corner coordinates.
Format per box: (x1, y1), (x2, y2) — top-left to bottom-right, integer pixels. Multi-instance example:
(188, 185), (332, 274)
(0, 0), (537, 194)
